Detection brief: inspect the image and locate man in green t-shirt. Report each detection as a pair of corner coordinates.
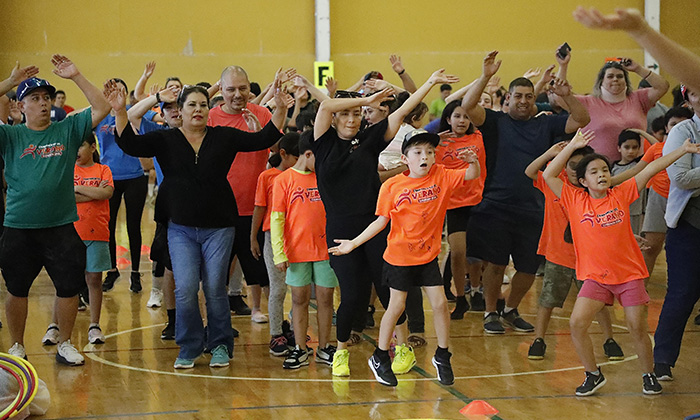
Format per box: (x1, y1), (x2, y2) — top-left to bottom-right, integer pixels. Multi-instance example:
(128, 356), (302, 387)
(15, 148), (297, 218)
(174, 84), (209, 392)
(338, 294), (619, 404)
(428, 84), (452, 121)
(0, 55), (111, 366)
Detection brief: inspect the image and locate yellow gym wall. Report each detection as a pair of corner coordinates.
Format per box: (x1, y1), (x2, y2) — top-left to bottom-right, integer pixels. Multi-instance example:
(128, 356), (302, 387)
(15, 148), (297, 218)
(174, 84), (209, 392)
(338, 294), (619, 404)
(2, 1), (698, 109)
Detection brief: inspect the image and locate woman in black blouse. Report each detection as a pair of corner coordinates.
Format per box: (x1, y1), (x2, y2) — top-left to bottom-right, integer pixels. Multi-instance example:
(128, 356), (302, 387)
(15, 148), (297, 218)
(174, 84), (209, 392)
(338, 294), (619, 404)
(108, 82), (285, 368)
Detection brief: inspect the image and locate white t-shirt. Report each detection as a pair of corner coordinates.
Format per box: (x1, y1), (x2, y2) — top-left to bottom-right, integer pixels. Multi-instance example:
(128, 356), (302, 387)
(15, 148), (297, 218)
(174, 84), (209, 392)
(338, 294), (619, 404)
(378, 123), (413, 170)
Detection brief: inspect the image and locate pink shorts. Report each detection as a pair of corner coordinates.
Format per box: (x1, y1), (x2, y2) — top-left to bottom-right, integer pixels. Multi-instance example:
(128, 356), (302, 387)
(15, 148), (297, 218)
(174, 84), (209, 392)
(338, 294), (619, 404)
(577, 279), (650, 307)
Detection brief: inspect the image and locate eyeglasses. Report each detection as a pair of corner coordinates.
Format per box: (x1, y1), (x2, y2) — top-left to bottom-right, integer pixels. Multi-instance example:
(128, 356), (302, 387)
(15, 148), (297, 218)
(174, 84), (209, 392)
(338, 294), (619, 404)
(334, 90), (363, 99)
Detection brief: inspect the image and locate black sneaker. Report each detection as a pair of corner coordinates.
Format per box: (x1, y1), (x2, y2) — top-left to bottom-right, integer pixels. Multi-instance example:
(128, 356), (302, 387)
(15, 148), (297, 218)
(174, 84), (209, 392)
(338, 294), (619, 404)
(283, 346), (310, 369)
(603, 338), (624, 360)
(228, 295), (252, 315)
(450, 296), (470, 320)
(528, 338), (546, 360)
(269, 335), (290, 356)
(501, 308), (534, 332)
(366, 305), (375, 328)
(368, 351), (397, 386)
(432, 351), (454, 386)
(315, 344), (337, 365)
(161, 322), (175, 340)
(130, 272), (142, 293)
(470, 291), (485, 312)
(643, 373), (663, 395)
(496, 298), (506, 314)
(654, 363), (673, 381)
(483, 312), (505, 334)
(102, 270), (120, 292)
(575, 369), (606, 396)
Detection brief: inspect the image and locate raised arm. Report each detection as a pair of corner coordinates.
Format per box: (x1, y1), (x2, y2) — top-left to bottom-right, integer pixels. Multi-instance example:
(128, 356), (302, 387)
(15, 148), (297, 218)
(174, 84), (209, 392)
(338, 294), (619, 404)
(543, 130), (594, 198)
(389, 55), (417, 93)
(525, 141), (568, 180)
(637, 138), (700, 192)
(533, 65), (556, 97)
(459, 149), (481, 180)
(0, 61), (39, 97)
(549, 77), (590, 133)
(574, 7), (700, 94)
(462, 51), (502, 127)
(621, 57), (669, 105)
(328, 216), (390, 256)
(296, 74), (331, 102)
(386, 69), (459, 140)
(134, 61), (156, 101)
(314, 87), (395, 140)
(444, 80), (478, 104)
(127, 85), (178, 131)
(51, 55), (111, 128)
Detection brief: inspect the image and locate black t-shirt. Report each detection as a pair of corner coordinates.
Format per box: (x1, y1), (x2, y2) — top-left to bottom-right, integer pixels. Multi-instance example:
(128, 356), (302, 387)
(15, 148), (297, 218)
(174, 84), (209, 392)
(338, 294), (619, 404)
(312, 119), (389, 220)
(478, 108), (568, 213)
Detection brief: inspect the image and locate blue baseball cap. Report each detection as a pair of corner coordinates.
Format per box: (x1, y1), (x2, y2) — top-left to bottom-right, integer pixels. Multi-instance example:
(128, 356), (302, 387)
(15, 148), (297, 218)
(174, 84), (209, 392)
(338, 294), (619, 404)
(16, 78), (56, 101)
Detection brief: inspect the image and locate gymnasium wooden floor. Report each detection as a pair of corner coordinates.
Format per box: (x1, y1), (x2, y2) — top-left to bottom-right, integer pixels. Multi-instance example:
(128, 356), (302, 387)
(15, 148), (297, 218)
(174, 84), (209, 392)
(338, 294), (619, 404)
(1, 201), (699, 420)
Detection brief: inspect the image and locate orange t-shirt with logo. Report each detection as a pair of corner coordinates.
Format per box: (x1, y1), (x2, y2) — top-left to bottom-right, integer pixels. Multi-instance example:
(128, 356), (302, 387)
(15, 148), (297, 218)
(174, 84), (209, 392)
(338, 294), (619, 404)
(208, 103), (272, 216)
(641, 142), (670, 198)
(271, 169), (328, 263)
(561, 178), (648, 285)
(377, 164), (466, 266)
(434, 131), (486, 209)
(534, 171), (576, 269)
(254, 167), (283, 232)
(74, 163), (114, 242)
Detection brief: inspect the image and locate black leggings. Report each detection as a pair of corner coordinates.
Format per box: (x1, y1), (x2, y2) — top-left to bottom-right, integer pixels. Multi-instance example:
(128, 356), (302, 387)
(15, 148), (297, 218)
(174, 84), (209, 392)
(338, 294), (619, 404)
(108, 175), (148, 272)
(327, 215), (406, 343)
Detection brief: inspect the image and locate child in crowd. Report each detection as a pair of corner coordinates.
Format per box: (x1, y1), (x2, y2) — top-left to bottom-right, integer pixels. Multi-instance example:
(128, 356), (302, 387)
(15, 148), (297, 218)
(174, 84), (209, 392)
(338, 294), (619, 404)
(330, 129), (480, 386)
(543, 129), (700, 396)
(611, 130), (646, 234)
(43, 135), (114, 349)
(251, 132), (300, 356)
(436, 100), (487, 318)
(524, 140), (623, 361)
(271, 132), (338, 369)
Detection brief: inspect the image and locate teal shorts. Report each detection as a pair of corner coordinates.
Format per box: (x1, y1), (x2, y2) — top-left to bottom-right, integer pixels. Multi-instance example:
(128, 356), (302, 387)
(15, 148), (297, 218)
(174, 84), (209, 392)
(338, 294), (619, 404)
(84, 240), (111, 273)
(285, 260), (339, 288)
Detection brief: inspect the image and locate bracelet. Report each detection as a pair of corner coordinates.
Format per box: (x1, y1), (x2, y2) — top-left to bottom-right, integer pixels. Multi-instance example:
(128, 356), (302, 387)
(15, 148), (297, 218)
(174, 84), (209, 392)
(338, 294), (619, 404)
(398, 69), (406, 76)
(155, 92), (161, 102)
(643, 70), (653, 80)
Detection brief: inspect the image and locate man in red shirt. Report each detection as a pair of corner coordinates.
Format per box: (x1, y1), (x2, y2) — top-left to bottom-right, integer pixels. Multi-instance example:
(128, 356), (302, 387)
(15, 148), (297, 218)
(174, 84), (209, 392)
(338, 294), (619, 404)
(208, 66), (272, 321)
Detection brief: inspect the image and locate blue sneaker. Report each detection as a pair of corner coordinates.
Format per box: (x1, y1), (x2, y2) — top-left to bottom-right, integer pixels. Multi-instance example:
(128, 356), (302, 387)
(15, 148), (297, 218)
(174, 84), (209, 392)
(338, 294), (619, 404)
(174, 355), (198, 369)
(209, 345), (230, 367)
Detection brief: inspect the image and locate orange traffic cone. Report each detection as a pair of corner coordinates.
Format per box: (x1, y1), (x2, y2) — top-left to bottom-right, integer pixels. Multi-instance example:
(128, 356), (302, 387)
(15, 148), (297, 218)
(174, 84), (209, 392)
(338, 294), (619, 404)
(460, 400), (499, 419)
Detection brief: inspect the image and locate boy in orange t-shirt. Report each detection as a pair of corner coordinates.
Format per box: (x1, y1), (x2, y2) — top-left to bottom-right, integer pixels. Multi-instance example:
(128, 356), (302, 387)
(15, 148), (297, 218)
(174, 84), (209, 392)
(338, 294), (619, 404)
(251, 132), (300, 357)
(543, 129), (700, 397)
(330, 129), (480, 387)
(271, 132), (338, 370)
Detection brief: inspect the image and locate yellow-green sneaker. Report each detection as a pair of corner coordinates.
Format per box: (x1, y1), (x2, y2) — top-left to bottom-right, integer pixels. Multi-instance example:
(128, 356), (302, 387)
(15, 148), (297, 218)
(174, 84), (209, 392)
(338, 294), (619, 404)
(392, 344), (416, 374)
(332, 349), (350, 377)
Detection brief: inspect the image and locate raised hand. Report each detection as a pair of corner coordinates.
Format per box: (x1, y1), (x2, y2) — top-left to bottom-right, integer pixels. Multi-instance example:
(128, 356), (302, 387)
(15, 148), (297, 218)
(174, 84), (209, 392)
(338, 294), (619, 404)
(159, 85), (180, 103)
(523, 67), (542, 81)
(541, 64), (556, 85)
(428, 69), (460, 85)
(143, 61), (156, 78)
(482, 51), (502, 79)
(570, 129), (595, 149)
(242, 108), (262, 132)
(365, 87), (396, 108)
(274, 67), (297, 85)
(486, 75), (501, 95)
(148, 84), (161, 97)
(550, 77), (573, 97)
(681, 138), (700, 154)
(572, 7), (646, 33)
(458, 148), (479, 164)
(324, 76), (338, 97)
(328, 239), (355, 256)
(51, 54), (80, 80)
(438, 130), (457, 146)
(555, 43), (572, 66)
(389, 54), (405, 74)
(103, 79), (126, 111)
(618, 57), (642, 73)
(364, 78), (390, 91)
(9, 61), (39, 85)
(546, 141), (569, 158)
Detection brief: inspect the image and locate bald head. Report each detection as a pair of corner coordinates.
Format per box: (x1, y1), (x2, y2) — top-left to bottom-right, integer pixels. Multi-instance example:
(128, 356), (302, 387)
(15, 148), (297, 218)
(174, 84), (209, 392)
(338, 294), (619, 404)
(219, 66), (251, 114)
(220, 66), (249, 82)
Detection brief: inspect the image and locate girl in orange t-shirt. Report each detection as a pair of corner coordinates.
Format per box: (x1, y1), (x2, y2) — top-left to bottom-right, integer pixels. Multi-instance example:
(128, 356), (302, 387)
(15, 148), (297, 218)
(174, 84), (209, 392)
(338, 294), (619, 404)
(42, 135), (114, 347)
(435, 100), (487, 318)
(543, 129), (700, 397)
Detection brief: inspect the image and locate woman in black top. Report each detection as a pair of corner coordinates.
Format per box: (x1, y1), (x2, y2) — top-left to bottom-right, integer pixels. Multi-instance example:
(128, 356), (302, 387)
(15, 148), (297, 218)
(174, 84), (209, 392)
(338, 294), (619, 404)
(108, 83), (285, 368)
(313, 70), (458, 376)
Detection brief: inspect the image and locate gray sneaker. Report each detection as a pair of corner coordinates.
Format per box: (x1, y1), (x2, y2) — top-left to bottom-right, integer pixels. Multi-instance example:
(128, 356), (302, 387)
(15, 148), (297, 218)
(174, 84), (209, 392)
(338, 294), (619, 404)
(501, 308), (534, 332)
(483, 312), (505, 334)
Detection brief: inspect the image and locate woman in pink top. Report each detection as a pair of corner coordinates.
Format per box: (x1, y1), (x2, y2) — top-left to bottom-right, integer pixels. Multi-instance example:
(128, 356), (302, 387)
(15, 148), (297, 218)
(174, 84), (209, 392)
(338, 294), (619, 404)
(557, 50), (668, 161)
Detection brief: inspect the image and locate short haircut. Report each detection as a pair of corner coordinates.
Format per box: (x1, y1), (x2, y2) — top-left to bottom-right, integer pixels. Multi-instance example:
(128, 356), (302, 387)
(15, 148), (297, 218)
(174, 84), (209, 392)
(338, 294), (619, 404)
(618, 129), (641, 147)
(278, 132), (301, 157)
(209, 96), (225, 109)
(165, 77), (182, 87)
(508, 77), (534, 93)
(250, 82), (261, 96)
(651, 116), (666, 134)
(196, 81), (212, 89)
(575, 153), (612, 187)
(569, 145), (595, 161)
(112, 78), (129, 94)
(664, 106), (694, 127)
(220, 66), (249, 82)
(55, 90), (66, 96)
(177, 85), (209, 108)
(296, 110), (316, 131)
(298, 130), (314, 154)
(440, 84), (452, 92)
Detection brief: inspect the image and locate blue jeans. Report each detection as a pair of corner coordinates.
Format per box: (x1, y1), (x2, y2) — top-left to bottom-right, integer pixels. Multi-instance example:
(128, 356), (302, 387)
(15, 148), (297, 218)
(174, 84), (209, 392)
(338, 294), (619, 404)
(654, 219), (700, 367)
(168, 221), (235, 359)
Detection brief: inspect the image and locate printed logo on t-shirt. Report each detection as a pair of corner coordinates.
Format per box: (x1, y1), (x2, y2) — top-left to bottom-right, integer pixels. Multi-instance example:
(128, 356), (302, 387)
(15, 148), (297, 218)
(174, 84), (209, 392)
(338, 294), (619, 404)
(395, 184), (442, 207)
(580, 208), (625, 228)
(441, 145), (479, 161)
(75, 175), (104, 187)
(290, 186), (322, 204)
(20, 142), (65, 159)
(98, 124), (115, 135)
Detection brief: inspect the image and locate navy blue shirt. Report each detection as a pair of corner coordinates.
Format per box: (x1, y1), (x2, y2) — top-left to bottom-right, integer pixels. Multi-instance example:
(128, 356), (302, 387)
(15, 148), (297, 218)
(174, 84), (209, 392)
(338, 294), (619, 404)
(478, 108), (568, 213)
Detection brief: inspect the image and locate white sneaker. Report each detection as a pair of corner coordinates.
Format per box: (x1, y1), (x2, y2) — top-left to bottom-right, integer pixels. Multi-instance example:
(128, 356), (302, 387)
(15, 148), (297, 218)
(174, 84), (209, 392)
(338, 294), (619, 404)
(9, 343), (26, 359)
(251, 311), (268, 324)
(88, 325), (106, 344)
(42, 324), (60, 345)
(56, 340), (85, 366)
(147, 288), (163, 308)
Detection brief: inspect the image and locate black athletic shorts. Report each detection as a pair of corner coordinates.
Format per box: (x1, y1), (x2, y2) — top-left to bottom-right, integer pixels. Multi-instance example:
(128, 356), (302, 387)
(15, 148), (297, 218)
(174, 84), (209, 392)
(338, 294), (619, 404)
(446, 205), (473, 235)
(383, 258), (442, 292)
(0, 223), (86, 298)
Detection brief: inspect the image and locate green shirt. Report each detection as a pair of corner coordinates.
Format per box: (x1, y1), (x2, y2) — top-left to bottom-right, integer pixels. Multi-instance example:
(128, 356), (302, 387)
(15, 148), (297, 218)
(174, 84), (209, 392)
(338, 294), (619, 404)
(0, 109), (92, 228)
(429, 98), (446, 118)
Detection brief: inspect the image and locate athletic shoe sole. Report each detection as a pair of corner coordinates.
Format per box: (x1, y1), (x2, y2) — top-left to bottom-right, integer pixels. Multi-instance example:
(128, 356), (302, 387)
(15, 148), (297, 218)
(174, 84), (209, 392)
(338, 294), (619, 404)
(643, 387), (662, 395)
(431, 357), (454, 386)
(368, 357), (396, 386)
(56, 354), (85, 366)
(575, 377), (607, 396)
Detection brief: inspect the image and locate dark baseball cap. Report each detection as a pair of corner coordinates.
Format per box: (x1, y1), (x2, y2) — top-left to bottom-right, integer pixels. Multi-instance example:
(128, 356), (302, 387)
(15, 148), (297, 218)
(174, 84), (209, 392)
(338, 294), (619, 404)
(401, 129), (440, 154)
(16, 78), (56, 101)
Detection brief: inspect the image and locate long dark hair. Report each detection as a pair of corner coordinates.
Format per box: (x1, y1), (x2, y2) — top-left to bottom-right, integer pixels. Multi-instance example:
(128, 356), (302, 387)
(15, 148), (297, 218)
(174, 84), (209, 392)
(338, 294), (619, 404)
(438, 100), (474, 134)
(84, 133), (100, 163)
(592, 61), (632, 98)
(575, 153), (612, 192)
(177, 85), (210, 108)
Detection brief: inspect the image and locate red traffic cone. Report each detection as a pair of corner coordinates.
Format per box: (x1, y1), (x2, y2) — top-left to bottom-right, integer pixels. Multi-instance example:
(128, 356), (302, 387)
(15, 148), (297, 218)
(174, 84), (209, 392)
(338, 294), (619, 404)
(460, 400), (499, 418)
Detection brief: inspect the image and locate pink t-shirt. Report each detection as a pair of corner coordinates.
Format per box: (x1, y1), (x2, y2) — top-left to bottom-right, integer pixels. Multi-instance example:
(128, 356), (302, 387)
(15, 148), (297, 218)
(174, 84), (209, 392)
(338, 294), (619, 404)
(576, 89), (652, 161)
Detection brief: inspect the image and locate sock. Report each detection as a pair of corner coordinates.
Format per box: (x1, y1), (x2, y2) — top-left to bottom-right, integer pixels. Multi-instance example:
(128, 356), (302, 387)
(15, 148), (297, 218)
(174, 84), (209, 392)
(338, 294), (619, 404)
(435, 346), (450, 358)
(504, 305), (516, 314)
(588, 368), (600, 376)
(374, 348), (390, 362)
(484, 312), (491, 319)
(167, 308), (176, 324)
(152, 276), (163, 290)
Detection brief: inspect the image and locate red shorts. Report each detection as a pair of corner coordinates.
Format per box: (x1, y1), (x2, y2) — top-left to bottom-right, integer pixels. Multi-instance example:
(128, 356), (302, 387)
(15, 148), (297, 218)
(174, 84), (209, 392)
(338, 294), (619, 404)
(577, 279), (649, 307)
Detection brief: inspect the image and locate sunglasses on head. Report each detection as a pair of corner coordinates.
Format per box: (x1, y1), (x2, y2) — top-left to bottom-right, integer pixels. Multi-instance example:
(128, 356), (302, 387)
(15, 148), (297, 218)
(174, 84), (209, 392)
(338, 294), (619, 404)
(334, 90), (363, 99)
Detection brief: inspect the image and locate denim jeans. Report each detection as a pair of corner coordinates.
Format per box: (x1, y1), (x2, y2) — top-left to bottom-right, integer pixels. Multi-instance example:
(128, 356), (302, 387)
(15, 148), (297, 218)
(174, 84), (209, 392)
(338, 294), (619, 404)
(168, 221), (235, 359)
(654, 219), (700, 367)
